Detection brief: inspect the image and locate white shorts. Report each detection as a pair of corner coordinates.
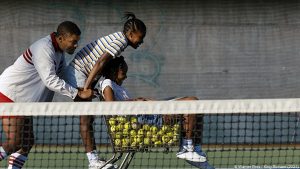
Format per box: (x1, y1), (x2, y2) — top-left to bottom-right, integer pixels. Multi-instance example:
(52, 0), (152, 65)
(62, 65), (87, 88)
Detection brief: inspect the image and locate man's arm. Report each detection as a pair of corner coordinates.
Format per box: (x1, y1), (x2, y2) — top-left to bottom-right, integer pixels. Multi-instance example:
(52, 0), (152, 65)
(32, 47), (92, 100)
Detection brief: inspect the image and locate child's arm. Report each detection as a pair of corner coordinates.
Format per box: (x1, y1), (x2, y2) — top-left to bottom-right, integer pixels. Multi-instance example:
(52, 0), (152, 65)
(102, 86), (115, 101)
(84, 52), (113, 90)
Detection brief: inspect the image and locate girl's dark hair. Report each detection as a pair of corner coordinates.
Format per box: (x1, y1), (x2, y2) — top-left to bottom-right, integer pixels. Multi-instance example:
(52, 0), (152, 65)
(102, 56), (127, 79)
(56, 21), (81, 36)
(123, 12), (146, 37)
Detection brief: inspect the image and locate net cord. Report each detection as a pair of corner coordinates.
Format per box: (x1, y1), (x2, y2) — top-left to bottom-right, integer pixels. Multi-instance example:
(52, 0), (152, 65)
(1, 98), (300, 116)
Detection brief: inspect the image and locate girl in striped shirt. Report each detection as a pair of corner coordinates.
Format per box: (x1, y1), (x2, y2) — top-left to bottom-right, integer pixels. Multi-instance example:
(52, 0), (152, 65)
(62, 12), (146, 169)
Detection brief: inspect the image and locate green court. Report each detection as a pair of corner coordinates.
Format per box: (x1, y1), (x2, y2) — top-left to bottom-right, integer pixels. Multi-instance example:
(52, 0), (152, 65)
(1, 145), (299, 169)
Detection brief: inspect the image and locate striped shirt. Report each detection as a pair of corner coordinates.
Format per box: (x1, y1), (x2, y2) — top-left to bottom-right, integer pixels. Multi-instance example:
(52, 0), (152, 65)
(70, 32), (128, 77)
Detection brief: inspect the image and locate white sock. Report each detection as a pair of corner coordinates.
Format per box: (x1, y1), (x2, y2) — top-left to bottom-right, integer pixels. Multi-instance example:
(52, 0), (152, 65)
(186, 139), (193, 146)
(0, 147), (7, 160)
(183, 139), (193, 148)
(86, 150), (99, 163)
(8, 152), (27, 169)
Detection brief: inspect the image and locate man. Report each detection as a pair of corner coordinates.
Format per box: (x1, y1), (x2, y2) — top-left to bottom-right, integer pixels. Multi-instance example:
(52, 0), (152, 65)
(0, 21), (93, 169)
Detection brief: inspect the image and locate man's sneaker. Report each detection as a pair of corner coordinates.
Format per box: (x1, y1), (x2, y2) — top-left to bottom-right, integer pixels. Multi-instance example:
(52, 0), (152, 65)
(186, 160), (215, 169)
(176, 145), (207, 162)
(89, 160), (116, 169)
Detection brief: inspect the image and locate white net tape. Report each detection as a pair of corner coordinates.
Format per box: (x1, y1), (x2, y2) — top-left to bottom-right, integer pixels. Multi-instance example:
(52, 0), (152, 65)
(1, 98), (300, 116)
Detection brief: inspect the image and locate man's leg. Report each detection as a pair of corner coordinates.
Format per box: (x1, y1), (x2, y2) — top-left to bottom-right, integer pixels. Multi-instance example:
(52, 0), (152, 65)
(2, 116), (34, 169)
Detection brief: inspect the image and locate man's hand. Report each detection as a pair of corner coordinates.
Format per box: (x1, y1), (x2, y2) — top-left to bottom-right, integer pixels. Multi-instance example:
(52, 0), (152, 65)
(75, 88), (93, 100)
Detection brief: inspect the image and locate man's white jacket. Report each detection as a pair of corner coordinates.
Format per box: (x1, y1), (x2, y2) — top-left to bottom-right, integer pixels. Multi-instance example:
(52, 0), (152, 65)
(0, 33), (78, 102)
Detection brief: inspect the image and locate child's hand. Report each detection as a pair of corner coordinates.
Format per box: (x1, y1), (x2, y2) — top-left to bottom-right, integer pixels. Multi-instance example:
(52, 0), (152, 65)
(134, 97), (154, 101)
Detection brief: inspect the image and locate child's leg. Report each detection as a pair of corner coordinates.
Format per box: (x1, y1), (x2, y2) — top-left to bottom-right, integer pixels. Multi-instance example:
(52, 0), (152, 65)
(80, 115), (96, 153)
(174, 96), (210, 164)
(80, 116), (116, 169)
(76, 97), (98, 160)
(174, 96), (199, 146)
(183, 114), (196, 147)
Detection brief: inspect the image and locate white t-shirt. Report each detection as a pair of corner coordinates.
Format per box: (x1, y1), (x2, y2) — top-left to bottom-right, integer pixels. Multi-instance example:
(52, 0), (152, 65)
(98, 79), (130, 101)
(98, 79), (162, 126)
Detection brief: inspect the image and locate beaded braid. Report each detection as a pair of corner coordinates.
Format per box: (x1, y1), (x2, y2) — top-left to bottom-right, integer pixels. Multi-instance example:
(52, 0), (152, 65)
(123, 12), (146, 36)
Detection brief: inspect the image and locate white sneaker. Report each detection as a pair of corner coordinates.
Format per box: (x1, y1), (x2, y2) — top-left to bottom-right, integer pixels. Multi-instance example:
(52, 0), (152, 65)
(89, 160), (116, 169)
(176, 145), (207, 162)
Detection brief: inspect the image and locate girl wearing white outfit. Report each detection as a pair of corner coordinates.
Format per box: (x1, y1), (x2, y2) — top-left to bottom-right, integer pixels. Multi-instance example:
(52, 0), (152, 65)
(97, 56), (214, 169)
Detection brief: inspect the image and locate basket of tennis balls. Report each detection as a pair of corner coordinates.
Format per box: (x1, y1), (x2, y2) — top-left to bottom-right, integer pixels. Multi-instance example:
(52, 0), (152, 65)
(107, 116), (180, 151)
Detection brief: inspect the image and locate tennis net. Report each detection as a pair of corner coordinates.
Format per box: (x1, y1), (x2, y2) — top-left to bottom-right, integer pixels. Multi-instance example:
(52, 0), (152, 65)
(0, 99), (300, 169)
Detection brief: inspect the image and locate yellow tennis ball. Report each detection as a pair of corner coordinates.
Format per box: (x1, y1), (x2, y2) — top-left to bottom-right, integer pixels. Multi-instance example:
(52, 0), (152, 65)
(130, 117), (138, 123)
(117, 116), (127, 123)
(123, 128), (129, 136)
(142, 124), (150, 131)
(115, 132), (123, 139)
(115, 139), (121, 146)
(110, 125), (117, 132)
(173, 124), (180, 131)
(166, 132), (174, 138)
(130, 130), (137, 137)
(135, 136), (143, 144)
(116, 116), (122, 122)
(139, 141), (144, 147)
(154, 141), (162, 147)
(137, 129), (144, 136)
(116, 123), (124, 131)
(157, 130), (164, 136)
(122, 138), (130, 147)
(162, 135), (170, 144)
(132, 136), (137, 142)
(146, 131), (152, 137)
(161, 125), (170, 132)
(144, 137), (151, 145)
(173, 129), (180, 135)
(131, 141), (137, 148)
(124, 122), (131, 130)
(173, 134), (179, 142)
(108, 118), (116, 126)
(168, 139), (174, 145)
(151, 134), (158, 142)
(150, 126), (158, 134)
